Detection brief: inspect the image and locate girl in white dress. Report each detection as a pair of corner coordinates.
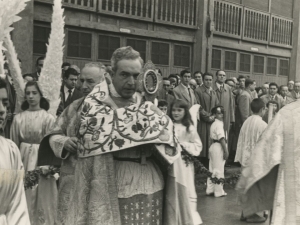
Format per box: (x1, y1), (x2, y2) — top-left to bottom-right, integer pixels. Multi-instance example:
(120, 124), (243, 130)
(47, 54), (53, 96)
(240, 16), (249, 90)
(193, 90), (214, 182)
(206, 105), (229, 197)
(10, 81), (57, 225)
(170, 99), (203, 225)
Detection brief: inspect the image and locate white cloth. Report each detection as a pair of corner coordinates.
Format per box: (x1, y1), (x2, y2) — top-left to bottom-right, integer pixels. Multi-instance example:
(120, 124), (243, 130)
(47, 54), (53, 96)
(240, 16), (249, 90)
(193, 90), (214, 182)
(234, 115), (267, 167)
(0, 136), (30, 225)
(174, 123), (202, 225)
(206, 119), (226, 197)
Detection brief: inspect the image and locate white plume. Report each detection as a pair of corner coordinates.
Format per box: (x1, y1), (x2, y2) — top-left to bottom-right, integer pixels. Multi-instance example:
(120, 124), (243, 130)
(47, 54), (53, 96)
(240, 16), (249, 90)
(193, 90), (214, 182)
(39, 0), (65, 117)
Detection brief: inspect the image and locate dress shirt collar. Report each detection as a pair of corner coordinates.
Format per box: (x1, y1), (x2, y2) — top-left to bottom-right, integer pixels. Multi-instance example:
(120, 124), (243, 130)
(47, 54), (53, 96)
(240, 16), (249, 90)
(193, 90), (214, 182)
(181, 83), (191, 90)
(64, 85), (74, 95)
(216, 82), (224, 90)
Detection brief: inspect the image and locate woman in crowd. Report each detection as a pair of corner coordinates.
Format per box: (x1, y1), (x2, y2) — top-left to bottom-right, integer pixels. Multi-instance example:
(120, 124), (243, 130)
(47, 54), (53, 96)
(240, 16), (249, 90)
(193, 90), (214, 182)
(10, 81), (57, 225)
(171, 99), (203, 225)
(206, 105), (229, 197)
(262, 100), (279, 123)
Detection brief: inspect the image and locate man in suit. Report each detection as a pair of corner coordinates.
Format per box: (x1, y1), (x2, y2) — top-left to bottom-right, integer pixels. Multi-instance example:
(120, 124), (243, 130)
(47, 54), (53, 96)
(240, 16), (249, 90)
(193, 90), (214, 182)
(194, 72), (219, 167)
(279, 85), (295, 106)
(261, 82), (284, 109)
(23, 56), (45, 81)
(193, 71), (203, 87)
(288, 80), (294, 92)
(56, 68), (83, 116)
(289, 81), (300, 100)
(157, 78), (175, 115)
(173, 69), (196, 109)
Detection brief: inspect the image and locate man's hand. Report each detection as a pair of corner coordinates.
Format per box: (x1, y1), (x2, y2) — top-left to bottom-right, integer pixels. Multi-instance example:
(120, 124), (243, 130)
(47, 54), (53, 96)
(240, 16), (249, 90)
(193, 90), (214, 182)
(223, 150), (229, 160)
(63, 137), (78, 154)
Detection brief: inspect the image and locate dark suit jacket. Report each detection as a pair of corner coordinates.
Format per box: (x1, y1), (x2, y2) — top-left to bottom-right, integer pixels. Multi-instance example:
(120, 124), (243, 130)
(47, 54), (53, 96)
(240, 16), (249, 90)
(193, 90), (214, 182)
(235, 89), (252, 128)
(56, 87), (83, 116)
(172, 83), (196, 109)
(260, 94), (284, 109)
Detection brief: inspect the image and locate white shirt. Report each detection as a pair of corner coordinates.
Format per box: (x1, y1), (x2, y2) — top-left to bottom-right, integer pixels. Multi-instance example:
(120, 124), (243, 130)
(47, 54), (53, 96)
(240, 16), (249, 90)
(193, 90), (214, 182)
(216, 82), (224, 91)
(64, 86), (74, 100)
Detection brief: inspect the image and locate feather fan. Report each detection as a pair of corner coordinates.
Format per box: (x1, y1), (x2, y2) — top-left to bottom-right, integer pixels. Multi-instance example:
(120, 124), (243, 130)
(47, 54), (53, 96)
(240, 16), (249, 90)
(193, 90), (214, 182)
(39, 0), (65, 117)
(3, 35), (25, 113)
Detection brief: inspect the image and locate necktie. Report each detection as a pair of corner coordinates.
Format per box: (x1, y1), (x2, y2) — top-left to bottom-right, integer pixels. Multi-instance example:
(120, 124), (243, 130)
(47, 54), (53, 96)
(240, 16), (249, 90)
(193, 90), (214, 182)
(65, 89), (72, 105)
(220, 85), (223, 92)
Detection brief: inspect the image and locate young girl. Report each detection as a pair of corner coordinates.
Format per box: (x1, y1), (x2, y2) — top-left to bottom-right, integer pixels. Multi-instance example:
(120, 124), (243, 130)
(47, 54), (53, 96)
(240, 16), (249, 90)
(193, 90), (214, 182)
(206, 105), (229, 197)
(171, 99), (203, 225)
(262, 100), (279, 123)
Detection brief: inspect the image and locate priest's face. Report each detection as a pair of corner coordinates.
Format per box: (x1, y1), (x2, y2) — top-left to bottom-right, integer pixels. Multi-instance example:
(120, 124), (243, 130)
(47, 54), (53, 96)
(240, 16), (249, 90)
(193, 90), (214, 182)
(0, 88), (8, 129)
(112, 59), (142, 99)
(81, 66), (105, 96)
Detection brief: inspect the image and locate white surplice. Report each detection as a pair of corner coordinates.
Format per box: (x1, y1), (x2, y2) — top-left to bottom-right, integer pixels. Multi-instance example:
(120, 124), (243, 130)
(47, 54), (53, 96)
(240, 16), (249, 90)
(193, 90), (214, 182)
(174, 123), (203, 225)
(0, 136), (30, 225)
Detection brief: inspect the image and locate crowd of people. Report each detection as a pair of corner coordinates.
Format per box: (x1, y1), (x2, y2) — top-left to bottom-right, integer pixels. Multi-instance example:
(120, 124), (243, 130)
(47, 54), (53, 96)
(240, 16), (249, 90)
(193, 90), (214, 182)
(1, 46), (300, 225)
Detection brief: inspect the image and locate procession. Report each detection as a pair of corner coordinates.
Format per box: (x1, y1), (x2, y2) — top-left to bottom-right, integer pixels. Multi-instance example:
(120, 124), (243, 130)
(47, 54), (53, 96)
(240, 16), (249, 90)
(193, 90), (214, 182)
(0, 0), (299, 225)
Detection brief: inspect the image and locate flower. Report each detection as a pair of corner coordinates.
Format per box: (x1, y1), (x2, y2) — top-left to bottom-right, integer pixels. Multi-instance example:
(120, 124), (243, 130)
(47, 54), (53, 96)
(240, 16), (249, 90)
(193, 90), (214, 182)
(79, 123), (88, 135)
(114, 139), (125, 148)
(124, 115), (133, 124)
(91, 130), (100, 141)
(89, 117), (98, 126)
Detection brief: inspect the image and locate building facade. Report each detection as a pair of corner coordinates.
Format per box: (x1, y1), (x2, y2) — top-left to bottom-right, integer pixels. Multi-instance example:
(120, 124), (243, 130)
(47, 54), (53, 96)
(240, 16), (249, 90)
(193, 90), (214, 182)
(12, 0), (300, 85)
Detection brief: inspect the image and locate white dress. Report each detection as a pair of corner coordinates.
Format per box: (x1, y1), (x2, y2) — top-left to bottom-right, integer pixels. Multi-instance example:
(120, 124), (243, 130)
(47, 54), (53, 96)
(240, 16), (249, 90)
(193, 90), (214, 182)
(174, 123), (203, 225)
(10, 110), (57, 225)
(206, 119), (226, 197)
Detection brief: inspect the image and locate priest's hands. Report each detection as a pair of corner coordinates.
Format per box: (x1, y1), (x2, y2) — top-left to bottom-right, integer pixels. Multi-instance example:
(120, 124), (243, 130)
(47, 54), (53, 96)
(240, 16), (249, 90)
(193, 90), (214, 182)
(64, 137), (78, 154)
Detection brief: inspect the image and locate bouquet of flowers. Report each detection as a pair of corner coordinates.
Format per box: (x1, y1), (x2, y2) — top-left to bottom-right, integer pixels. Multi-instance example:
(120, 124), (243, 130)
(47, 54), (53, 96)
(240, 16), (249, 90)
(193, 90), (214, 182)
(24, 166), (60, 190)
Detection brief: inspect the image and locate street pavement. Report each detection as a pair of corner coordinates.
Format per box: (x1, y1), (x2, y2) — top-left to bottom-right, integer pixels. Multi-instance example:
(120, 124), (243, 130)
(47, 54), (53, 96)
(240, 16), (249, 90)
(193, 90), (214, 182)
(196, 168), (270, 225)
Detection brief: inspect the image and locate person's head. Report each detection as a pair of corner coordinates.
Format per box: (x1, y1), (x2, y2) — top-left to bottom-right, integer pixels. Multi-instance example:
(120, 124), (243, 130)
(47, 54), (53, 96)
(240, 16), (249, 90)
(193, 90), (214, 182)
(216, 70), (226, 84)
(211, 105), (225, 121)
(294, 81), (300, 93)
(225, 78), (235, 89)
(158, 100), (168, 115)
(252, 80), (257, 89)
(237, 75), (246, 89)
(168, 74), (179, 87)
(64, 68), (80, 90)
(36, 56), (45, 73)
(288, 80), (294, 91)
(231, 77), (238, 84)
(170, 99), (193, 131)
(189, 79), (197, 90)
(169, 77), (177, 90)
(251, 98), (266, 117)
(255, 87), (263, 96)
(21, 81), (50, 111)
(180, 69), (191, 87)
(280, 85), (289, 97)
(193, 71), (203, 85)
(262, 83), (269, 95)
(269, 82), (278, 96)
(245, 78), (255, 91)
(163, 78), (171, 92)
(80, 62), (106, 96)
(0, 78), (8, 129)
(203, 73), (213, 88)
(266, 100), (279, 113)
(111, 46), (143, 99)
(61, 62), (71, 71)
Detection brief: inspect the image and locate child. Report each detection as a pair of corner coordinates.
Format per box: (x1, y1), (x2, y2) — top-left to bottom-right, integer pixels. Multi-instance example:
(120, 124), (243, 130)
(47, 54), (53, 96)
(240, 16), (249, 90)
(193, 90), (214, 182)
(262, 100), (279, 123)
(171, 99), (203, 225)
(158, 99), (168, 115)
(206, 105), (228, 197)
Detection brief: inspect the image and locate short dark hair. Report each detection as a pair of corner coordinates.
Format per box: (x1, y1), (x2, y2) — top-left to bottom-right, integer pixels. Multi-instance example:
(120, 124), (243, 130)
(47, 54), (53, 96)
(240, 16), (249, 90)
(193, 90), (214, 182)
(168, 74), (179, 86)
(269, 82), (278, 89)
(64, 68), (80, 79)
(202, 72), (213, 79)
(36, 56), (45, 65)
(237, 75), (246, 81)
(180, 69), (191, 77)
(61, 62), (71, 68)
(163, 77), (169, 81)
(211, 105), (225, 115)
(255, 87), (262, 94)
(193, 71), (202, 76)
(251, 98), (265, 113)
(266, 100), (279, 112)
(225, 78), (235, 84)
(0, 78), (7, 91)
(21, 81), (50, 111)
(158, 100), (168, 107)
(215, 70), (225, 76)
(245, 78), (254, 88)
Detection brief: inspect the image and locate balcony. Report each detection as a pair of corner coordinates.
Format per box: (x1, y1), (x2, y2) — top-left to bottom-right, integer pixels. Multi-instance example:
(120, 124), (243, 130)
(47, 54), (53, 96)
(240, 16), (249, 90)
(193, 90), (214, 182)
(213, 0), (293, 47)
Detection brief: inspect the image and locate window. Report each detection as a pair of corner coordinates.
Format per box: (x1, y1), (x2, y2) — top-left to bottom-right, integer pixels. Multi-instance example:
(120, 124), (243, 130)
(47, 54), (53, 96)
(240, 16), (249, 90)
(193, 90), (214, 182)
(127, 39), (146, 61)
(212, 49), (221, 69)
(67, 31), (92, 58)
(174, 45), (190, 67)
(33, 26), (51, 54)
(253, 55), (264, 73)
(240, 53), (251, 72)
(279, 59), (289, 76)
(267, 58), (277, 75)
(151, 42), (169, 65)
(98, 35), (120, 60)
(225, 51), (237, 71)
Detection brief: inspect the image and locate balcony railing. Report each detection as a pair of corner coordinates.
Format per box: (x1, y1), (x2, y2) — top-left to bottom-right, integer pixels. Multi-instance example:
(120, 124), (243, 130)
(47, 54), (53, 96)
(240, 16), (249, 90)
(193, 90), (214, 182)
(98, 0), (154, 21)
(270, 15), (293, 46)
(155, 0), (197, 28)
(214, 1), (242, 38)
(243, 8), (269, 43)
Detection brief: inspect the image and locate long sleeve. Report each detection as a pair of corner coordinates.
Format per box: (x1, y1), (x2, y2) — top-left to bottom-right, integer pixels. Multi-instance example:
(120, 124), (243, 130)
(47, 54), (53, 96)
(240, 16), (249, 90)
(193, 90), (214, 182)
(49, 135), (70, 159)
(181, 126), (202, 156)
(10, 116), (21, 148)
(42, 114), (55, 136)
